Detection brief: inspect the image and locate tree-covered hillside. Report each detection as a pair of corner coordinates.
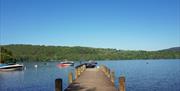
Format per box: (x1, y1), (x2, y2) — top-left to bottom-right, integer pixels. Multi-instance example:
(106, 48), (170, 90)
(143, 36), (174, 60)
(0, 44), (180, 63)
(0, 47), (14, 63)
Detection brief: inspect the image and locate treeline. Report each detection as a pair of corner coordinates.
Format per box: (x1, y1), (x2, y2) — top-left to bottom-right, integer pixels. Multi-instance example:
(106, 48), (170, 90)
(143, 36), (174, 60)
(0, 47), (14, 63)
(0, 44), (180, 63)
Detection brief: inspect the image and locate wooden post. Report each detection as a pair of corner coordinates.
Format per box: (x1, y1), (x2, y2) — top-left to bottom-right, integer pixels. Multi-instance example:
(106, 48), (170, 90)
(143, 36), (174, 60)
(101, 65), (104, 72)
(55, 78), (62, 91)
(83, 65), (85, 72)
(75, 68), (78, 79)
(119, 76), (126, 91)
(79, 66), (81, 73)
(107, 68), (109, 77)
(77, 68), (79, 77)
(81, 66), (83, 73)
(82, 65), (85, 72)
(78, 67), (80, 76)
(105, 66), (107, 75)
(105, 67), (109, 77)
(84, 65), (86, 71)
(111, 71), (115, 85)
(82, 65), (84, 72)
(100, 65), (102, 71)
(68, 72), (73, 84)
(103, 65), (106, 73)
(108, 68), (110, 78)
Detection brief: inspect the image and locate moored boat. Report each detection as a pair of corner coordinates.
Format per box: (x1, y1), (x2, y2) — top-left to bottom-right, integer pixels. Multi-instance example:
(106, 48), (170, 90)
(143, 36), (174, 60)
(0, 64), (24, 71)
(60, 61), (74, 66)
(57, 61), (74, 68)
(84, 61), (98, 68)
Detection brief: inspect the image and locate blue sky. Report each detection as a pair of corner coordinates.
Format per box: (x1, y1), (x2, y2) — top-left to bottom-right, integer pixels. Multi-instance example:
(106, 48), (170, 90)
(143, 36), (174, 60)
(0, 0), (179, 50)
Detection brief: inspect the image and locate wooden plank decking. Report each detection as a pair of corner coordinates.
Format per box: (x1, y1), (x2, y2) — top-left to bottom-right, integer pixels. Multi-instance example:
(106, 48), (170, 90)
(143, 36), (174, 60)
(65, 68), (117, 91)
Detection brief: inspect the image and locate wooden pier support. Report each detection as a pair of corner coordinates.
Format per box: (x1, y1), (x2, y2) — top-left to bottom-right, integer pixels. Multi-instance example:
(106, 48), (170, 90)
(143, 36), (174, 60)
(55, 78), (62, 91)
(77, 67), (80, 77)
(119, 76), (126, 91)
(107, 68), (110, 78)
(110, 71), (115, 85)
(68, 72), (73, 84)
(75, 69), (78, 79)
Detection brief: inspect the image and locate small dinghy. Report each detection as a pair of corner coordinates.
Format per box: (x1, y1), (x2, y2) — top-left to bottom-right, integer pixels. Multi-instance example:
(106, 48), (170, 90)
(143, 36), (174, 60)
(0, 64), (24, 71)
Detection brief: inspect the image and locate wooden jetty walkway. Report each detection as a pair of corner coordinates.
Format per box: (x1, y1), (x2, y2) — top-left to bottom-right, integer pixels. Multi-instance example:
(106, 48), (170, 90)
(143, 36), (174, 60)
(66, 68), (117, 91)
(55, 64), (126, 91)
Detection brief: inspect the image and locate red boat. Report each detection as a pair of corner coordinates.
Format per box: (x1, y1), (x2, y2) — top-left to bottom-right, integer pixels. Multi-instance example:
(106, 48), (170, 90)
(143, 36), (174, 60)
(57, 61), (74, 68)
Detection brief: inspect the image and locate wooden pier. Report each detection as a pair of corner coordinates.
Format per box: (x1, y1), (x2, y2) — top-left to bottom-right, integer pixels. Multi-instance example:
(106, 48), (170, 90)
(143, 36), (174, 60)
(55, 64), (126, 91)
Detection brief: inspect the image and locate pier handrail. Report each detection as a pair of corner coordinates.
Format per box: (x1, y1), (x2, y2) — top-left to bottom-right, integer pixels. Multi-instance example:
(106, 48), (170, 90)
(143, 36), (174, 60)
(75, 64), (86, 79)
(100, 65), (115, 85)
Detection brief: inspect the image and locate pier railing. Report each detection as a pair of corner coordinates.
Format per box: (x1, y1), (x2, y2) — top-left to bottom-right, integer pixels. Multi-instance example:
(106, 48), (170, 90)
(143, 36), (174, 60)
(100, 65), (126, 91)
(75, 64), (86, 79)
(100, 65), (115, 85)
(68, 64), (86, 84)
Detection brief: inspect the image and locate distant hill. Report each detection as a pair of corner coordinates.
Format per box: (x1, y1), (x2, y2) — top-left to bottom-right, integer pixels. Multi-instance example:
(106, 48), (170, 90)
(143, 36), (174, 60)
(0, 44), (180, 63)
(160, 47), (180, 52)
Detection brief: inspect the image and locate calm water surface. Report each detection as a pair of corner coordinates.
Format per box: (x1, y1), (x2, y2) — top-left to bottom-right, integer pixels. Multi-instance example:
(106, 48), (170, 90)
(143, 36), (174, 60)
(0, 59), (180, 91)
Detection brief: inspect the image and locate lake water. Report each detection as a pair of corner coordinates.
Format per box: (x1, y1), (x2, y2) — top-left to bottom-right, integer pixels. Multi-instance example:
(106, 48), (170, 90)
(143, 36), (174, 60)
(0, 59), (180, 91)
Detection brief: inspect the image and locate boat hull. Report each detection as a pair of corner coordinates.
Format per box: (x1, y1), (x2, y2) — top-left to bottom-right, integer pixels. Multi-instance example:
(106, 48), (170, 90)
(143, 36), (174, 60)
(0, 64), (24, 71)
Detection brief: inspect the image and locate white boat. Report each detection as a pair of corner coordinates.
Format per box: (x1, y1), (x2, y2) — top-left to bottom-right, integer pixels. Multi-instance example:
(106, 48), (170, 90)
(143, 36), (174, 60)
(0, 64), (24, 71)
(60, 61), (74, 66)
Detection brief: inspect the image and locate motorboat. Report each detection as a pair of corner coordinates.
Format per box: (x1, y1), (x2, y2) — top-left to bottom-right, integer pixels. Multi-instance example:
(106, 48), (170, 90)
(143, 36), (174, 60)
(88, 60), (97, 64)
(60, 61), (74, 66)
(84, 61), (98, 68)
(57, 61), (74, 68)
(0, 64), (24, 71)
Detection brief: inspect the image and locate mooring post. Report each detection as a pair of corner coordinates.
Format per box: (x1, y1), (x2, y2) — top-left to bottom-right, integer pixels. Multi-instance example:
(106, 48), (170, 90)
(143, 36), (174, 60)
(81, 66), (83, 73)
(75, 68), (78, 79)
(102, 65), (104, 72)
(111, 71), (115, 85)
(55, 78), (62, 91)
(77, 67), (79, 77)
(108, 68), (110, 78)
(105, 66), (107, 75)
(83, 65), (86, 72)
(107, 67), (109, 77)
(119, 76), (126, 91)
(82, 65), (85, 72)
(80, 66), (82, 73)
(78, 67), (80, 76)
(68, 72), (73, 84)
(100, 65), (103, 72)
